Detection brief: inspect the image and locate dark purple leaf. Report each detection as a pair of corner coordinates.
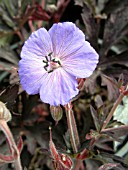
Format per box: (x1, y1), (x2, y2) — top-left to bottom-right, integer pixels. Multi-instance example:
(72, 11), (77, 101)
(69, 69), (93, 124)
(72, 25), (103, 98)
(90, 105), (100, 131)
(102, 0), (128, 14)
(95, 142), (114, 152)
(100, 50), (128, 68)
(101, 125), (128, 142)
(102, 125), (128, 137)
(95, 95), (104, 108)
(103, 68), (128, 85)
(100, 6), (128, 57)
(21, 130), (37, 155)
(100, 152), (127, 167)
(101, 74), (119, 101)
(85, 71), (99, 95)
(0, 84), (19, 110)
(81, 3), (99, 51)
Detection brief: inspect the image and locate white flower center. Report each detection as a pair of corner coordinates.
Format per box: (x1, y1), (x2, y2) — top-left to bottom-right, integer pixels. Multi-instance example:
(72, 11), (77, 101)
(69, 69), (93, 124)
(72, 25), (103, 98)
(43, 53), (61, 73)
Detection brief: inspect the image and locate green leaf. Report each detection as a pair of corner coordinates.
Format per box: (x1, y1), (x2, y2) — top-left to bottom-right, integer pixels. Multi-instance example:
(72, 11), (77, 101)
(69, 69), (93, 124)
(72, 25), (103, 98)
(3, 0), (17, 17)
(0, 6), (16, 28)
(0, 35), (13, 47)
(0, 47), (19, 65)
(0, 71), (9, 82)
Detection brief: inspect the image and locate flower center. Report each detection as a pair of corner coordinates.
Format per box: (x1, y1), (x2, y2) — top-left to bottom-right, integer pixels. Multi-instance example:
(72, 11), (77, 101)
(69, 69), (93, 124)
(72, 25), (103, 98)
(43, 52), (61, 73)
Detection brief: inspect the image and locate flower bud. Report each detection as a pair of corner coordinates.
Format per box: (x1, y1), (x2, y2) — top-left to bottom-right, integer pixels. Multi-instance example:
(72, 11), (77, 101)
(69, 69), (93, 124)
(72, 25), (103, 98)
(59, 153), (73, 169)
(50, 105), (63, 122)
(0, 102), (11, 122)
(49, 127), (73, 170)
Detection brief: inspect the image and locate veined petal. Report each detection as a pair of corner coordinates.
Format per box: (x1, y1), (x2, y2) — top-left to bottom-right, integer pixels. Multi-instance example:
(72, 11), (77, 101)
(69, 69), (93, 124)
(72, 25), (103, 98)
(62, 41), (99, 78)
(39, 68), (79, 106)
(21, 28), (53, 60)
(48, 22), (85, 59)
(19, 59), (46, 94)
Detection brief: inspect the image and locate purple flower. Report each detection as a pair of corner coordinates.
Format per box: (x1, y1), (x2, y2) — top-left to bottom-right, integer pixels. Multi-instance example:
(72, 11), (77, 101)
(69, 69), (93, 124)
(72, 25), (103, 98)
(19, 22), (99, 106)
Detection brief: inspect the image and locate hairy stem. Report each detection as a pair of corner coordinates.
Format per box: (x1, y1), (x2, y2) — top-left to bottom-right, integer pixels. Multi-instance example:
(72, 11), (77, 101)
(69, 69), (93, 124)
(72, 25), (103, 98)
(101, 93), (124, 131)
(0, 120), (22, 170)
(74, 160), (85, 170)
(65, 103), (80, 153)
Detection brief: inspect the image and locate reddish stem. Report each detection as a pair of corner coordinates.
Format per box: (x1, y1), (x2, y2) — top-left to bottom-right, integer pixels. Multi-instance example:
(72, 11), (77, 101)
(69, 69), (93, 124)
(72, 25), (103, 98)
(101, 93), (124, 131)
(16, 31), (24, 42)
(0, 120), (22, 170)
(65, 103), (80, 153)
(28, 20), (35, 32)
(74, 160), (85, 170)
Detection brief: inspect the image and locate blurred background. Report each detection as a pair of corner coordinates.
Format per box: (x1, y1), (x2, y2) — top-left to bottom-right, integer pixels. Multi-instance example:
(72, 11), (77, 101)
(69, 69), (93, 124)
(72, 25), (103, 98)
(0, 0), (128, 169)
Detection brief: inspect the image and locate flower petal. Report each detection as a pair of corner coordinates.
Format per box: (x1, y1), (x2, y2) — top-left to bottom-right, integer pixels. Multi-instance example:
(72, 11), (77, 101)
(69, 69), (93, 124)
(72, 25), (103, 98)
(48, 22), (85, 59)
(19, 59), (46, 94)
(21, 28), (53, 60)
(39, 68), (79, 106)
(62, 41), (99, 78)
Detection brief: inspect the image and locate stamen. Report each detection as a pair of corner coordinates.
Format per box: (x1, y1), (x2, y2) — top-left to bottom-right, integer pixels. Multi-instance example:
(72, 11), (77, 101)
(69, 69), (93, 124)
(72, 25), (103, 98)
(52, 59), (58, 63)
(58, 60), (61, 65)
(43, 60), (47, 63)
(45, 56), (49, 61)
(44, 65), (48, 71)
(48, 52), (53, 60)
(52, 58), (61, 65)
(48, 70), (53, 73)
(42, 52), (61, 73)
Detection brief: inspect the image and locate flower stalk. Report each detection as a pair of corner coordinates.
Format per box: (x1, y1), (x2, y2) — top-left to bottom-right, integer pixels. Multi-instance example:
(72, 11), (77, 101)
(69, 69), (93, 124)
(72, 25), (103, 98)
(0, 102), (22, 170)
(0, 121), (22, 170)
(65, 103), (80, 153)
(101, 92), (124, 131)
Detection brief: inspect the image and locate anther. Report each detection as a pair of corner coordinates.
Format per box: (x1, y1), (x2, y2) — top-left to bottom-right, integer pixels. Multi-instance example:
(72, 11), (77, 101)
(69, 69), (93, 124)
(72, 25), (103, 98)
(45, 56), (49, 61)
(48, 70), (53, 73)
(43, 60), (47, 63)
(48, 52), (53, 59)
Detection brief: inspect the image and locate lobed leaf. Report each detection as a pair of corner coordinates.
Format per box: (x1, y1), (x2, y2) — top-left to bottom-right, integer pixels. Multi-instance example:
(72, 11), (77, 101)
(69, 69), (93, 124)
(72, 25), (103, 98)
(90, 105), (100, 132)
(100, 6), (128, 57)
(81, 2), (99, 51)
(102, 125), (128, 140)
(101, 74), (119, 101)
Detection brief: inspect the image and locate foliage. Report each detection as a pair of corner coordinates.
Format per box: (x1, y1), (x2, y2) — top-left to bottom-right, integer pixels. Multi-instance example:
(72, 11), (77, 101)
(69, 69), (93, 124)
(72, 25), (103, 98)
(0, 0), (128, 170)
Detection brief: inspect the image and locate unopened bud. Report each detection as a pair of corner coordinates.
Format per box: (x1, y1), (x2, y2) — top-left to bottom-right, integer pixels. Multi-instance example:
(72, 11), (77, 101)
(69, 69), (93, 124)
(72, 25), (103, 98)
(50, 105), (63, 122)
(0, 102), (11, 122)
(60, 153), (73, 169)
